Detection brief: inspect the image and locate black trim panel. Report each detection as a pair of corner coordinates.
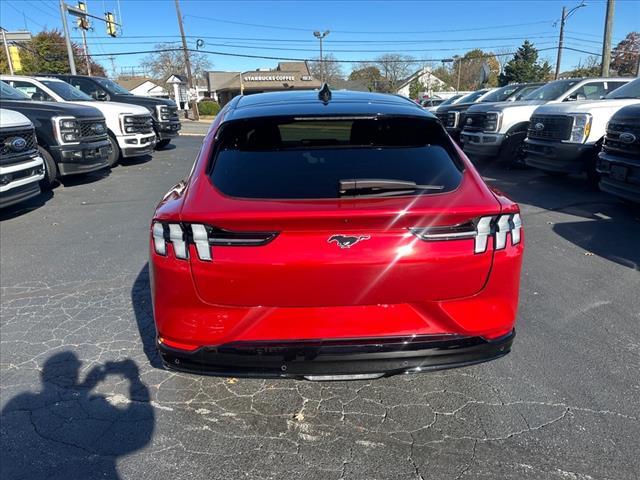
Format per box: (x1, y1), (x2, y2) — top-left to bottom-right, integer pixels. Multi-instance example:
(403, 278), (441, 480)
(158, 331), (515, 380)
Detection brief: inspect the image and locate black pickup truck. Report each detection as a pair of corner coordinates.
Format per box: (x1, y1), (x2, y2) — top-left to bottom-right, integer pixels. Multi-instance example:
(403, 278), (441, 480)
(597, 103), (640, 203)
(50, 75), (181, 149)
(0, 81), (111, 188)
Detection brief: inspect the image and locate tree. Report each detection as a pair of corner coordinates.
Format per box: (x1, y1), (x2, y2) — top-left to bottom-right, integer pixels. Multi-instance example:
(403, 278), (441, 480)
(408, 78), (426, 99)
(0, 29), (105, 76)
(141, 43), (211, 85)
(453, 49), (500, 90)
(498, 40), (552, 86)
(610, 31), (640, 76)
(348, 65), (383, 91)
(375, 54), (415, 92)
(563, 56), (601, 78)
(307, 53), (344, 85)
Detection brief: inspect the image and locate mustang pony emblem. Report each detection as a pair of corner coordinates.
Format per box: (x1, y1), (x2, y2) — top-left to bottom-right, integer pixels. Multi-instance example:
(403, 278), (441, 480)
(328, 234), (370, 249)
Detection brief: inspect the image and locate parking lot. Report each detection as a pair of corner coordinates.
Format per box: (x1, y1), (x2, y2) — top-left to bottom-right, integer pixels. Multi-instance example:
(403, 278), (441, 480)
(1, 134), (639, 480)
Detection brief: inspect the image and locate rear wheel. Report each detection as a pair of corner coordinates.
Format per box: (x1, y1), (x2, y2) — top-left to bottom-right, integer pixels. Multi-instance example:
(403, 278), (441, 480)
(38, 146), (59, 190)
(498, 131), (527, 168)
(106, 134), (120, 167)
(155, 139), (171, 150)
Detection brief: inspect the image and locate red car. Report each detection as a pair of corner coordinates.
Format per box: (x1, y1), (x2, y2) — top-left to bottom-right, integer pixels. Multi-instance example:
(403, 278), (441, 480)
(150, 87), (524, 380)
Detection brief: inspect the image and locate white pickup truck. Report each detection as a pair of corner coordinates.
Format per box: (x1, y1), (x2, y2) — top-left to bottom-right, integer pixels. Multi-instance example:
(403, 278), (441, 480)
(1, 75), (156, 167)
(0, 108), (45, 208)
(523, 77), (640, 183)
(461, 77), (630, 164)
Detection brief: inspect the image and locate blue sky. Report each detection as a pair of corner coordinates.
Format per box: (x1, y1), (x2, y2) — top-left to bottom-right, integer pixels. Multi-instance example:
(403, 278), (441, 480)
(1, 0), (638, 77)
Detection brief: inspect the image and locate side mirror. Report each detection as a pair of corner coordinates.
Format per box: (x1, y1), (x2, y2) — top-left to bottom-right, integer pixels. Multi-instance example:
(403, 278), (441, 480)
(92, 91), (109, 101)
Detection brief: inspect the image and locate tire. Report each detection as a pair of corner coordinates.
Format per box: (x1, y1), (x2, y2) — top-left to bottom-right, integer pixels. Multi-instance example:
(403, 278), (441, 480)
(155, 139), (171, 150)
(106, 134), (120, 167)
(498, 131), (527, 168)
(38, 146), (59, 190)
(585, 146), (601, 190)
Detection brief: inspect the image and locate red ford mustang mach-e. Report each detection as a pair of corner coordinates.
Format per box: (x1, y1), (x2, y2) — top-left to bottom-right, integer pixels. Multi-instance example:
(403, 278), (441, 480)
(150, 87), (524, 380)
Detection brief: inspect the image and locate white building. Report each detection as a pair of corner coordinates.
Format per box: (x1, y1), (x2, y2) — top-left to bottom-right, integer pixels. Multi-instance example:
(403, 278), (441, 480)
(117, 77), (169, 98)
(396, 67), (452, 98)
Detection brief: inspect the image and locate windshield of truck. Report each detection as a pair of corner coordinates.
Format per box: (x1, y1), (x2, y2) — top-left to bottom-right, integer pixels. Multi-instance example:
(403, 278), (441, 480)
(605, 78), (640, 99)
(438, 94), (463, 107)
(0, 81), (31, 100)
(480, 85), (521, 103)
(521, 79), (581, 101)
(456, 90), (489, 104)
(95, 78), (133, 95)
(41, 80), (93, 101)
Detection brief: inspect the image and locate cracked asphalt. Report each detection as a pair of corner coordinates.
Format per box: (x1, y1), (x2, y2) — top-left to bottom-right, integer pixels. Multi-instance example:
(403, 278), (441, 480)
(1, 136), (639, 480)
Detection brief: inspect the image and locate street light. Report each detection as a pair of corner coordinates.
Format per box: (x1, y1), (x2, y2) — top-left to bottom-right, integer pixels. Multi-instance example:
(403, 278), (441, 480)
(313, 30), (330, 84)
(554, 2), (587, 79)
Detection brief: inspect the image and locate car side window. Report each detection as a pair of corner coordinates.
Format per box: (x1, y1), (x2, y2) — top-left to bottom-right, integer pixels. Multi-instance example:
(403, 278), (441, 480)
(10, 80), (55, 102)
(71, 78), (104, 98)
(605, 82), (627, 95)
(568, 82), (606, 101)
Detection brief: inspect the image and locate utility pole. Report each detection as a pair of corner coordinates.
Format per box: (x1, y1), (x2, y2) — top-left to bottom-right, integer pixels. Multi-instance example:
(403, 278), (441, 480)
(554, 2), (586, 79)
(1, 29), (13, 75)
(555, 7), (567, 80)
(76, 1), (91, 75)
(59, 0), (77, 74)
(601, 0), (615, 76)
(452, 55), (462, 92)
(313, 30), (330, 84)
(174, 0), (199, 120)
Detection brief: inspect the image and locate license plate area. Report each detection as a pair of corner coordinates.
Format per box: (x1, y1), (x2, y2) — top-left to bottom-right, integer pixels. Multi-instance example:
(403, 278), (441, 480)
(610, 164), (628, 182)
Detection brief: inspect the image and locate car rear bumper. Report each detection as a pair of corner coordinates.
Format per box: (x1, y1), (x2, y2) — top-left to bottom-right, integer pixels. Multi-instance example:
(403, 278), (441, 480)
(158, 330), (515, 380)
(461, 131), (505, 157)
(524, 138), (595, 173)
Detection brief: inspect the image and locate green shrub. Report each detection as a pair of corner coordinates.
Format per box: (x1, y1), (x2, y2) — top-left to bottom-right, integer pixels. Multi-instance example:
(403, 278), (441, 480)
(198, 100), (221, 116)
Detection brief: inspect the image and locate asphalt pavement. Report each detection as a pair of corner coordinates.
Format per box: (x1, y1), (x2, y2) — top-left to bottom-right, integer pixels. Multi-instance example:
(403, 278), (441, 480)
(1, 135), (639, 480)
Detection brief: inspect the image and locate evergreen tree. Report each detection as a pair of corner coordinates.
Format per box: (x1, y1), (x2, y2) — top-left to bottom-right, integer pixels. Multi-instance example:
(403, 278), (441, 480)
(499, 40), (552, 85)
(408, 78), (426, 99)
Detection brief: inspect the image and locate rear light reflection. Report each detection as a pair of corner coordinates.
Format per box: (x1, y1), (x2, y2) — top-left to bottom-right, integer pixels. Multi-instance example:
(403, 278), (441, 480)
(410, 213), (522, 254)
(152, 221), (278, 261)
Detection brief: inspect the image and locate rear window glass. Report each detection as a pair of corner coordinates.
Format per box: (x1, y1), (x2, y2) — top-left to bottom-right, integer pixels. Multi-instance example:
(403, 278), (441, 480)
(210, 116), (463, 199)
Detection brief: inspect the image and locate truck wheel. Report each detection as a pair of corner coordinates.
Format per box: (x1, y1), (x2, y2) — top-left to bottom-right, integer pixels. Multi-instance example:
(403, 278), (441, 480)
(498, 131), (527, 168)
(155, 139), (171, 150)
(107, 134), (120, 167)
(38, 146), (59, 190)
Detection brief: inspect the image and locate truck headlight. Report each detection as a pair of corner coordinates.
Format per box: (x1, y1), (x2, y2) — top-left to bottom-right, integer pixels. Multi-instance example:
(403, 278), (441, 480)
(52, 116), (81, 144)
(568, 113), (592, 143)
(446, 111), (459, 128)
(484, 112), (502, 133)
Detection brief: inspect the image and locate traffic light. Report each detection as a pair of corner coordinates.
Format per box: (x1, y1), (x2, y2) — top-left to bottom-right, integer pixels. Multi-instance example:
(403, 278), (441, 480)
(76, 1), (89, 30)
(105, 12), (117, 37)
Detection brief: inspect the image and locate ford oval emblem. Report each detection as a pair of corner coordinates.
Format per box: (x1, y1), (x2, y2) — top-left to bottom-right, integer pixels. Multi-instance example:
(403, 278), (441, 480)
(92, 123), (105, 134)
(466, 117), (473, 125)
(619, 132), (636, 144)
(8, 136), (27, 152)
(535, 123), (545, 131)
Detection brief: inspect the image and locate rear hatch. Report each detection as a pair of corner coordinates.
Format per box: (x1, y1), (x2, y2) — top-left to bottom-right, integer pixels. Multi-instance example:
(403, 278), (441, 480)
(182, 115), (501, 307)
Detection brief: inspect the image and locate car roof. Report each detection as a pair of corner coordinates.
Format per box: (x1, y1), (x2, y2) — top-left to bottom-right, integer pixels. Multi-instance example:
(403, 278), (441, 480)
(224, 89), (434, 121)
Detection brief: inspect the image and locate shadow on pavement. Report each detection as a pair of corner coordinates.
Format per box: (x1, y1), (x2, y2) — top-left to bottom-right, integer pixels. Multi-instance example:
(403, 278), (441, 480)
(120, 154), (153, 167)
(478, 164), (640, 270)
(132, 263), (164, 368)
(59, 168), (111, 187)
(0, 352), (154, 480)
(0, 190), (54, 221)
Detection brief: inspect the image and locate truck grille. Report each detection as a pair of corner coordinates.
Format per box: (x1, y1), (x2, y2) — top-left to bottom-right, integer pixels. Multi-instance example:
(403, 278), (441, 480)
(79, 118), (108, 141)
(603, 122), (640, 157)
(528, 115), (573, 141)
(0, 126), (37, 166)
(122, 114), (154, 134)
(462, 113), (486, 132)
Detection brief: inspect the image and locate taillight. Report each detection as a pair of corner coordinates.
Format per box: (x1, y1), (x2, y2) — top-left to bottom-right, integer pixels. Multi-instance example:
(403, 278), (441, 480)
(410, 213), (522, 254)
(151, 221), (278, 261)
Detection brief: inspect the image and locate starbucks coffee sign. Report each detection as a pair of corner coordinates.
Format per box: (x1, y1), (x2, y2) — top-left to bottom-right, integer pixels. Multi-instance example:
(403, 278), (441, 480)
(243, 75), (296, 82)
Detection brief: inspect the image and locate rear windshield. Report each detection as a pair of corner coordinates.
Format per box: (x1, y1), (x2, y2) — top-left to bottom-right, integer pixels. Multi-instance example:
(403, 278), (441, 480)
(210, 116), (463, 199)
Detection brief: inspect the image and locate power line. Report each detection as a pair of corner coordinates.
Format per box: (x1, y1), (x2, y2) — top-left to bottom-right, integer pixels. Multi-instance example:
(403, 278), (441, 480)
(3, 0), (48, 29)
(183, 14), (557, 35)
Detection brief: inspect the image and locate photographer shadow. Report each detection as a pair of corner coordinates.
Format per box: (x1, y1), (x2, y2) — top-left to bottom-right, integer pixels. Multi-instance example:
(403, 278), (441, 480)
(1, 352), (154, 480)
